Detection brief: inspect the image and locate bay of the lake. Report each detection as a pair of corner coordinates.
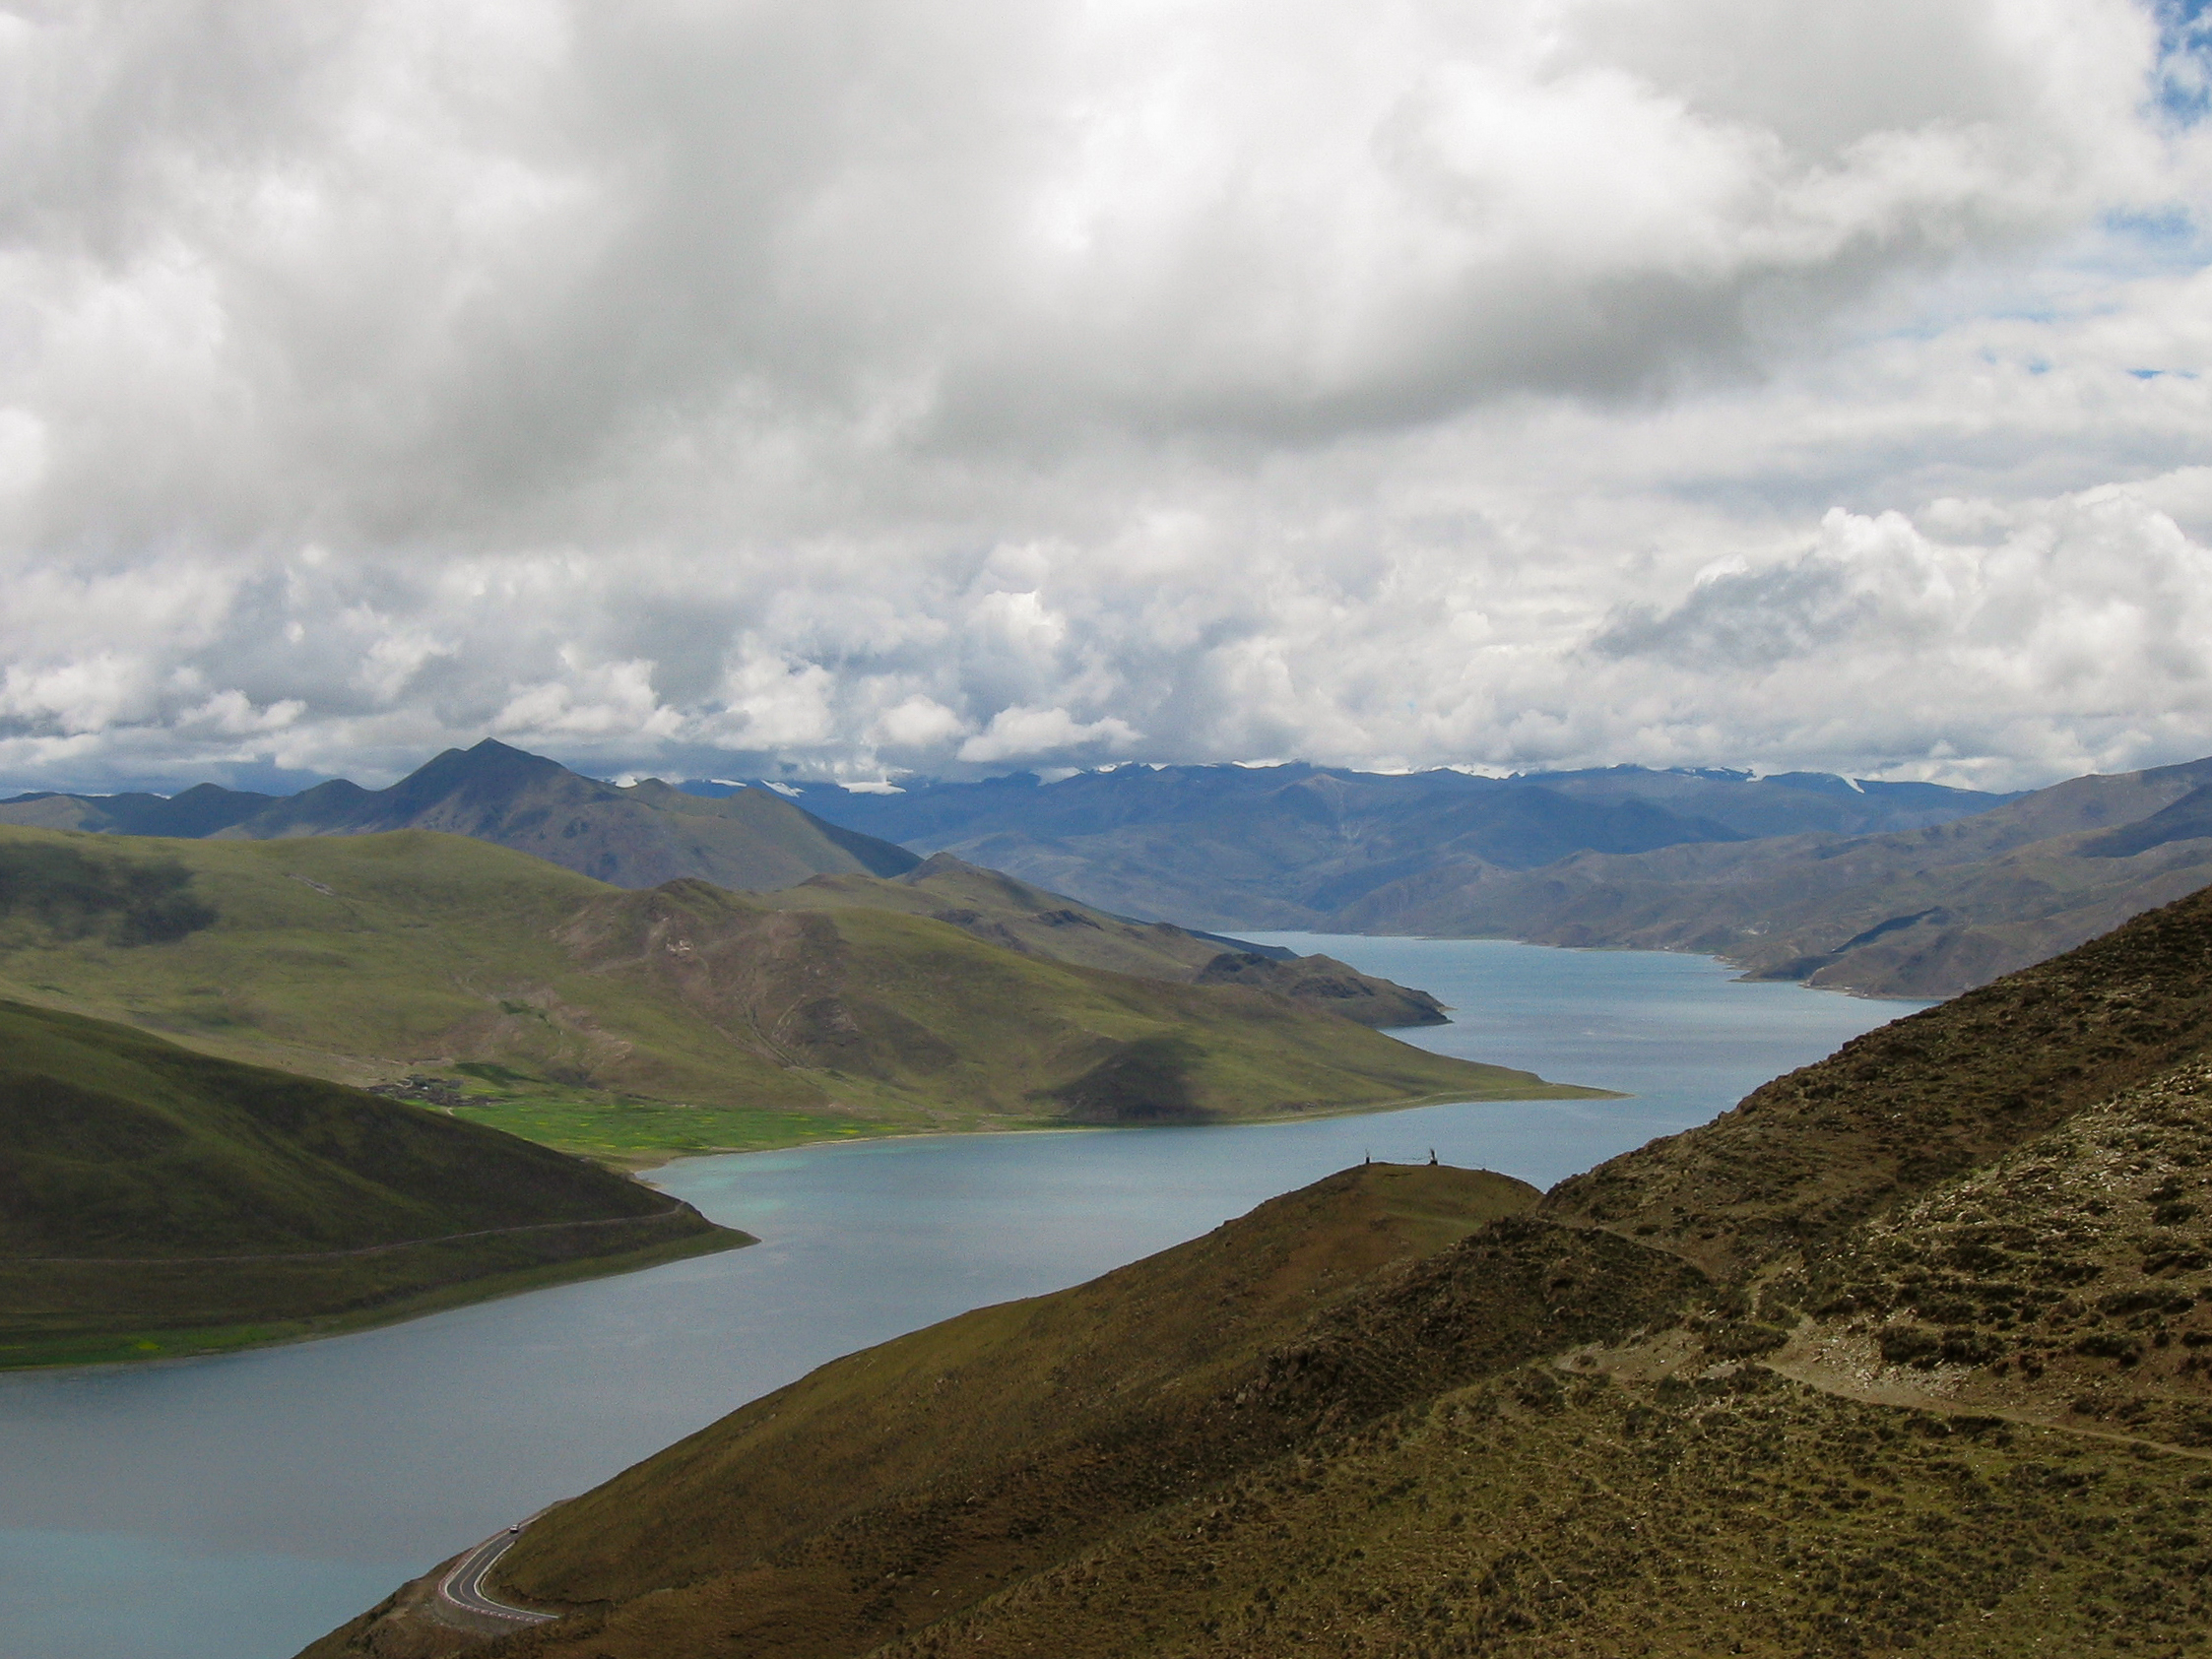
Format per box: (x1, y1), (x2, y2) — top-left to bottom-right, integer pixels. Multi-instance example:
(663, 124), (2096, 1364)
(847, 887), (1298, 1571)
(0, 937), (1923, 1659)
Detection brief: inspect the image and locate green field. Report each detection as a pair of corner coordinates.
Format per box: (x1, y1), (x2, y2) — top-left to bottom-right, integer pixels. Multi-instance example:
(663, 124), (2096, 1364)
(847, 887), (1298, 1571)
(442, 1067), (911, 1167)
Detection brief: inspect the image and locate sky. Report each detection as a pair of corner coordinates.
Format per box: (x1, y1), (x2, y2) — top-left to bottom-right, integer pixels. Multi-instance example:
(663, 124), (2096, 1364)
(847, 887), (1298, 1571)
(3, 0), (2212, 797)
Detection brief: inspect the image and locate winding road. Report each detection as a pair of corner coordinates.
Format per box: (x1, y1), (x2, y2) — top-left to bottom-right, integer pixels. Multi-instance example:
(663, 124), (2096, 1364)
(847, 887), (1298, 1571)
(435, 1521), (559, 1629)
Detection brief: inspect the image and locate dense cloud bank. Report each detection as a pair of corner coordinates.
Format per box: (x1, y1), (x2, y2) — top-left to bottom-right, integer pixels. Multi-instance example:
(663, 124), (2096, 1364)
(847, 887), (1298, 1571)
(1, 0), (2208, 793)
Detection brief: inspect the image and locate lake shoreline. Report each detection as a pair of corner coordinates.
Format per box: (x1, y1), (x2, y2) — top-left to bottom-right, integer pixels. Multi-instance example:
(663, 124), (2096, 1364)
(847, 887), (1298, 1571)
(1, 935), (1923, 1659)
(620, 1075), (1630, 1172)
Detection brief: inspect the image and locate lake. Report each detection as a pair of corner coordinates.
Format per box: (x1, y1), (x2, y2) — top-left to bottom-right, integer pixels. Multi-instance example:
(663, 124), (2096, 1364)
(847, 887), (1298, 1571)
(0, 937), (1921, 1659)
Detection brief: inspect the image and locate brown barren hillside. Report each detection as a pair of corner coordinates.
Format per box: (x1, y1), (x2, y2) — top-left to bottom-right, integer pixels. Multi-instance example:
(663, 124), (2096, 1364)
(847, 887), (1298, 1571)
(1338, 754), (2212, 997)
(303, 888), (2212, 1659)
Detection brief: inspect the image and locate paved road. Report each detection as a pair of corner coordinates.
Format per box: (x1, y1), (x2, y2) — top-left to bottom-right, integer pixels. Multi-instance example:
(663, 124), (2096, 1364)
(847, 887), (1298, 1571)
(436, 1522), (559, 1628)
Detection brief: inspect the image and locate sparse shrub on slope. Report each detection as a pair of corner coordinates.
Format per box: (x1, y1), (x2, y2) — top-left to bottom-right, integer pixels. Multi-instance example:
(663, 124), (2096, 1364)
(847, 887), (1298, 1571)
(1544, 883), (2212, 1278)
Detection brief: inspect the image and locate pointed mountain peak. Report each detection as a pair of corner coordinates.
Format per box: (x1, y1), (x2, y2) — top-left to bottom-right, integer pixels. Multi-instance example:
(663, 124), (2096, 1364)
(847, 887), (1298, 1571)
(376, 738), (608, 816)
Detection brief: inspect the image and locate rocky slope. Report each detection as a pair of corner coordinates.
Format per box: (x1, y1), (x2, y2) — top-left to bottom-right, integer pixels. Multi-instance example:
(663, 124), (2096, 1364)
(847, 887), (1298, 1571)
(301, 883), (2212, 1659)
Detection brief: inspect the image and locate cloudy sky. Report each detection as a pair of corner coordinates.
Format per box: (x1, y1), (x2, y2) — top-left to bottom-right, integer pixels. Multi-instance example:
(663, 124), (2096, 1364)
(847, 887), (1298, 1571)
(4, 0), (2211, 795)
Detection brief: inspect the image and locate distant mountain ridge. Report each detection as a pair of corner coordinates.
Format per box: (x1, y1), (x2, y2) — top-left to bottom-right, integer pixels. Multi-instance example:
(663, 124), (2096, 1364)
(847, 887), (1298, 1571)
(1340, 753), (2212, 996)
(742, 761), (2017, 929)
(31, 744), (2212, 999)
(0, 739), (922, 893)
(743, 756), (2212, 997)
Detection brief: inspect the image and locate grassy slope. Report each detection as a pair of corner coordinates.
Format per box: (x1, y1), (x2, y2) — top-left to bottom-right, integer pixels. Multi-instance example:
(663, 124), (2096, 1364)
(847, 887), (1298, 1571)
(0, 1000), (741, 1368)
(0, 826), (1591, 1166)
(306, 886), (2212, 1659)
(554, 878), (1578, 1124)
(771, 855), (1450, 1027)
(768, 857), (1242, 980)
(302, 1163), (1557, 1655)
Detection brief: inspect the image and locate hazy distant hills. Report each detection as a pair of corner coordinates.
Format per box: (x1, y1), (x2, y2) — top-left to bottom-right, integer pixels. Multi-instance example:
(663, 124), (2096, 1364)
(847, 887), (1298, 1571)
(769, 757), (2212, 997)
(307, 883), (2212, 1659)
(759, 762), (2017, 930)
(1340, 755), (2212, 997)
(0, 998), (739, 1368)
(26, 742), (2212, 999)
(0, 738), (922, 893)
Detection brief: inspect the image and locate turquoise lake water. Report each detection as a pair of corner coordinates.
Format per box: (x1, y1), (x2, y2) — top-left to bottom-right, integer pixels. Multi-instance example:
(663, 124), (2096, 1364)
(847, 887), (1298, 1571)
(0, 937), (1923, 1659)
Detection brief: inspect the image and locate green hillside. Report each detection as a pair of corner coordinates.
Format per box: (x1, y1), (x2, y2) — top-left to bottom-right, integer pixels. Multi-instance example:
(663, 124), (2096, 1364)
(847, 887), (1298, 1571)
(0, 1000), (742, 1368)
(0, 825), (1595, 1167)
(769, 853), (1449, 1026)
(301, 885), (2212, 1659)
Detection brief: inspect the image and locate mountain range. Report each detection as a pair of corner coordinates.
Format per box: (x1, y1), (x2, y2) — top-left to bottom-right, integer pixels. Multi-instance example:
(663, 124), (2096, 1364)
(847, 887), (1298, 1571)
(20, 740), (2212, 999)
(1, 739), (922, 892)
(304, 880), (2212, 1659)
(1337, 755), (2212, 996)
(764, 756), (2212, 996)
(750, 761), (2017, 929)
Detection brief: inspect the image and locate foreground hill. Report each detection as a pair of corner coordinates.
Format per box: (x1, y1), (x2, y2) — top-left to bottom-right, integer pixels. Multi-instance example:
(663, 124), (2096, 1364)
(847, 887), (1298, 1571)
(0, 1000), (740, 1368)
(0, 826), (1586, 1166)
(766, 762), (2013, 930)
(1345, 753), (2212, 995)
(0, 738), (920, 892)
(306, 884), (2212, 1658)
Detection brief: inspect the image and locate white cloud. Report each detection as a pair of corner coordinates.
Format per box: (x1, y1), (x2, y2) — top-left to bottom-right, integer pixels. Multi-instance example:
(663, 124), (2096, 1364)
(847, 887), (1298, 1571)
(0, 0), (2207, 794)
(958, 706), (1142, 764)
(493, 653), (681, 740)
(872, 694), (968, 751)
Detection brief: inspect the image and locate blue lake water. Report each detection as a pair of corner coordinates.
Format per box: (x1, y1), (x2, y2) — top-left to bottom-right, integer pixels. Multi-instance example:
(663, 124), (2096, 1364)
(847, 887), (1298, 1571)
(0, 938), (1922, 1659)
